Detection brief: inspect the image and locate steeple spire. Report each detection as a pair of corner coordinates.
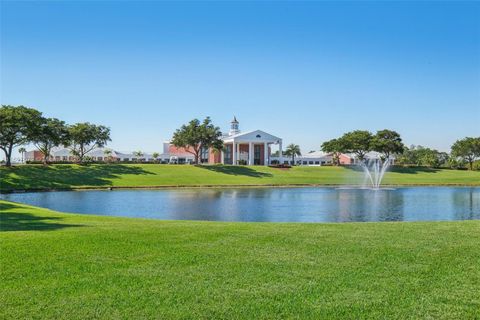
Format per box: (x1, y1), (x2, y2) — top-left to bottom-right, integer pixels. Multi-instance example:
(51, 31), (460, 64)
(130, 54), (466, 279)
(229, 116), (240, 135)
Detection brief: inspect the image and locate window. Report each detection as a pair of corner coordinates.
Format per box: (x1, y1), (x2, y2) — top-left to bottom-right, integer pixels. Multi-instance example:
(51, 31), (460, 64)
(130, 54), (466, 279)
(225, 144), (232, 164)
(315, 161), (320, 165)
(201, 146), (209, 163)
(254, 145), (261, 165)
(309, 161), (314, 165)
(303, 161), (307, 165)
(256, 134), (261, 138)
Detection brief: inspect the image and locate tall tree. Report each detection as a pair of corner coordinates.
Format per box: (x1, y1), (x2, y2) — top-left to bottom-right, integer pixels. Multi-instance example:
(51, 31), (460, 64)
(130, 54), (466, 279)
(0, 105), (43, 166)
(65, 123), (111, 163)
(152, 152), (160, 163)
(18, 147), (26, 163)
(340, 130), (373, 161)
(32, 117), (69, 165)
(321, 138), (345, 166)
(451, 137), (480, 170)
(284, 144), (301, 165)
(171, 117), (223, 164)
(371, 129), (405, 159)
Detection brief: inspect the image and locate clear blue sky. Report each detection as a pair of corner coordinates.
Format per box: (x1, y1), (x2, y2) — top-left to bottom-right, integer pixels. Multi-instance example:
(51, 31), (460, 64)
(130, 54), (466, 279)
(1, 1), (479, 158)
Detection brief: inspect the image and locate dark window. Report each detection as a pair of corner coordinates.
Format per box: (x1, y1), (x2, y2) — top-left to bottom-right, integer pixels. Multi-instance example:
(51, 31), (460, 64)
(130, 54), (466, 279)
(256, 134), (261, 138)
(315, 161), (320, 164)
(201, 147), (209, 163)
(254, 145), (261, 165)
(225, 145), (232, 164)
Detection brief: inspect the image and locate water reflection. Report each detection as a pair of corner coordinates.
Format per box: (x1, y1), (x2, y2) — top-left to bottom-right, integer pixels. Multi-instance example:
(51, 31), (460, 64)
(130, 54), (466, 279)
(452, 188), (480, 220)
(1, 187), (479, 223)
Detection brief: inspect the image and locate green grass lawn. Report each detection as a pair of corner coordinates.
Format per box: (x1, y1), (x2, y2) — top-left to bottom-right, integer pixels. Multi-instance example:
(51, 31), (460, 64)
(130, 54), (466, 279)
(1, 164), (479, 191)
(1, 200), (479, 319)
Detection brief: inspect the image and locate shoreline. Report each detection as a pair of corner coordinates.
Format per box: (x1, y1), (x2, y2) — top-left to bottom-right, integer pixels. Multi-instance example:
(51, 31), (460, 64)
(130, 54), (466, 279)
(2, 183), (479, 194)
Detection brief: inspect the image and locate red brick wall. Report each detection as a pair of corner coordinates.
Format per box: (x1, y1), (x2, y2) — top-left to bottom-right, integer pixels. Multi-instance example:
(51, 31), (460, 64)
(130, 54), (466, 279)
(33, 151), (44, 161)
(168, 145), (195, 154)
(208, 149), (221, 163)
(239, 144), (249, 153)
(339, 154), (353, 165)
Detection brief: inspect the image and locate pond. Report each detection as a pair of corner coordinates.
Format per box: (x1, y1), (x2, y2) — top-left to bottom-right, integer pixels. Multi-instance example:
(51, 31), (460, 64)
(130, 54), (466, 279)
(2, 187), (480, 223)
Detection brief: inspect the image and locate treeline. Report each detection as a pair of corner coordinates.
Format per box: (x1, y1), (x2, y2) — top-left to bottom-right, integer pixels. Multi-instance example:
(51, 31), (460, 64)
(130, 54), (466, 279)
(0, 105), (111, 166)
(321, 130), (480, 170)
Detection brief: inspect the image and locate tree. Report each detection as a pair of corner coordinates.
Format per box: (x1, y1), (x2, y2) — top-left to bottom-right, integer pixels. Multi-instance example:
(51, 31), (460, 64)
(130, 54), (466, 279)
(0, 105), (43, 166)
(340, 130), (373, 161)
(371, 129), (405, 159)
(32, 117), (69, 165)
(284, 144), (301, 165)
(18, 147), (26, 163)
(321, 138), (345, 165)
(171, 117), (223, 164)
(103, 149), (113, 162)
(152, 152), (160, 163)
(133, 150), (144, 162)
(451, 137), (480, 170)
(65, 123), (111, 163)
(396, 145), (447, 168)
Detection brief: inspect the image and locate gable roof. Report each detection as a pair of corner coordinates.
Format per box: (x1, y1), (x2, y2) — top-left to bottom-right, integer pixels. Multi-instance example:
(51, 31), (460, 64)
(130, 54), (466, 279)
(222, 130), (282, 143)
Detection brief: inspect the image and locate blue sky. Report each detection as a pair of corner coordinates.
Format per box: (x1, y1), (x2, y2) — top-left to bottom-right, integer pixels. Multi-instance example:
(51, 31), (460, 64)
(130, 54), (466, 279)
(1, 1), (479, 158)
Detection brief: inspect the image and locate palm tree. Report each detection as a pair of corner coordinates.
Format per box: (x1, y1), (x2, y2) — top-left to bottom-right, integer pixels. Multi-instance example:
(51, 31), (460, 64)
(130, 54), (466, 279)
(285, 144), (301, 165)
(133, 150), (144, 163)
(103, 149), (112, 163)
(152, 152), (160, 163)
(18, 147), (26, 163)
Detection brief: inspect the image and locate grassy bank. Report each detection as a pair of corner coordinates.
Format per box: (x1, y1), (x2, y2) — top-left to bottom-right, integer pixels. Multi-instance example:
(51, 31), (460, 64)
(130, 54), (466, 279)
(1, 164), (480, 191)
(1, 200), (479, 319)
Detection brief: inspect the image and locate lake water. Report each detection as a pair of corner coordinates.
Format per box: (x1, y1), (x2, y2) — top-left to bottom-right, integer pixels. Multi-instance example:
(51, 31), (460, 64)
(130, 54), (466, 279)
(2, 187), (480, 223)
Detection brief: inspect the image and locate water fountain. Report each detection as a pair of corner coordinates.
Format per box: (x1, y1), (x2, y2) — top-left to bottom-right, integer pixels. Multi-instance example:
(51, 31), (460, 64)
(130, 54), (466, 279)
(360, 157), (391, 189)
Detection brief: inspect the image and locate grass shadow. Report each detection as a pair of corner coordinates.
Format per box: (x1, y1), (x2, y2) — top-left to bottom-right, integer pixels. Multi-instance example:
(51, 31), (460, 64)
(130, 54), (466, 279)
(342, 165), (441, 174)
(196, 165), (273, 178)
(0, 164), (154, 191)
(0, 202), (83, 232)
(388, 166), (441, 174)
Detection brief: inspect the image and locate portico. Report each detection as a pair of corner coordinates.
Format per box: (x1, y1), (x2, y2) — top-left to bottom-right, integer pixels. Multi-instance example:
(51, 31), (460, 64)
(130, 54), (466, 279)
(221, 130), (283, 166)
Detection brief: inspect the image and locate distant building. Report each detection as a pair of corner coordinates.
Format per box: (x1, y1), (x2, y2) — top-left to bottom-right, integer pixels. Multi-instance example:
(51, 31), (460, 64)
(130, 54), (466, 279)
(25, 148), (172, 163)
(166, 117), (283, 165)
(271, 151), (395, 166)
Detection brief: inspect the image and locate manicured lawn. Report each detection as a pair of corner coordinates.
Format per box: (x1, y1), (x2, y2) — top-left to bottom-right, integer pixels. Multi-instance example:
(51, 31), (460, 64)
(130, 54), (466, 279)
(1, 164), (479, 191)
(1, 200), (479, 319)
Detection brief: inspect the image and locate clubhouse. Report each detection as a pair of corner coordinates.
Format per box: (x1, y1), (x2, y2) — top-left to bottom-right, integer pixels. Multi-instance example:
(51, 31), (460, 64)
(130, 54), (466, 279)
(167, 117), (283, 165)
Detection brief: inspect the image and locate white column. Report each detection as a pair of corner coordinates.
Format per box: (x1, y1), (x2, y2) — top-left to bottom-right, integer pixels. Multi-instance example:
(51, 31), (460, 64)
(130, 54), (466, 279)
(264, 142), (268, 166)
(278, 140), (283, 165)
(221, 150), (224, 164)
(232, 142), (236, 165)
(248, 142), (253, 165)
(237, 143), (240, 162)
